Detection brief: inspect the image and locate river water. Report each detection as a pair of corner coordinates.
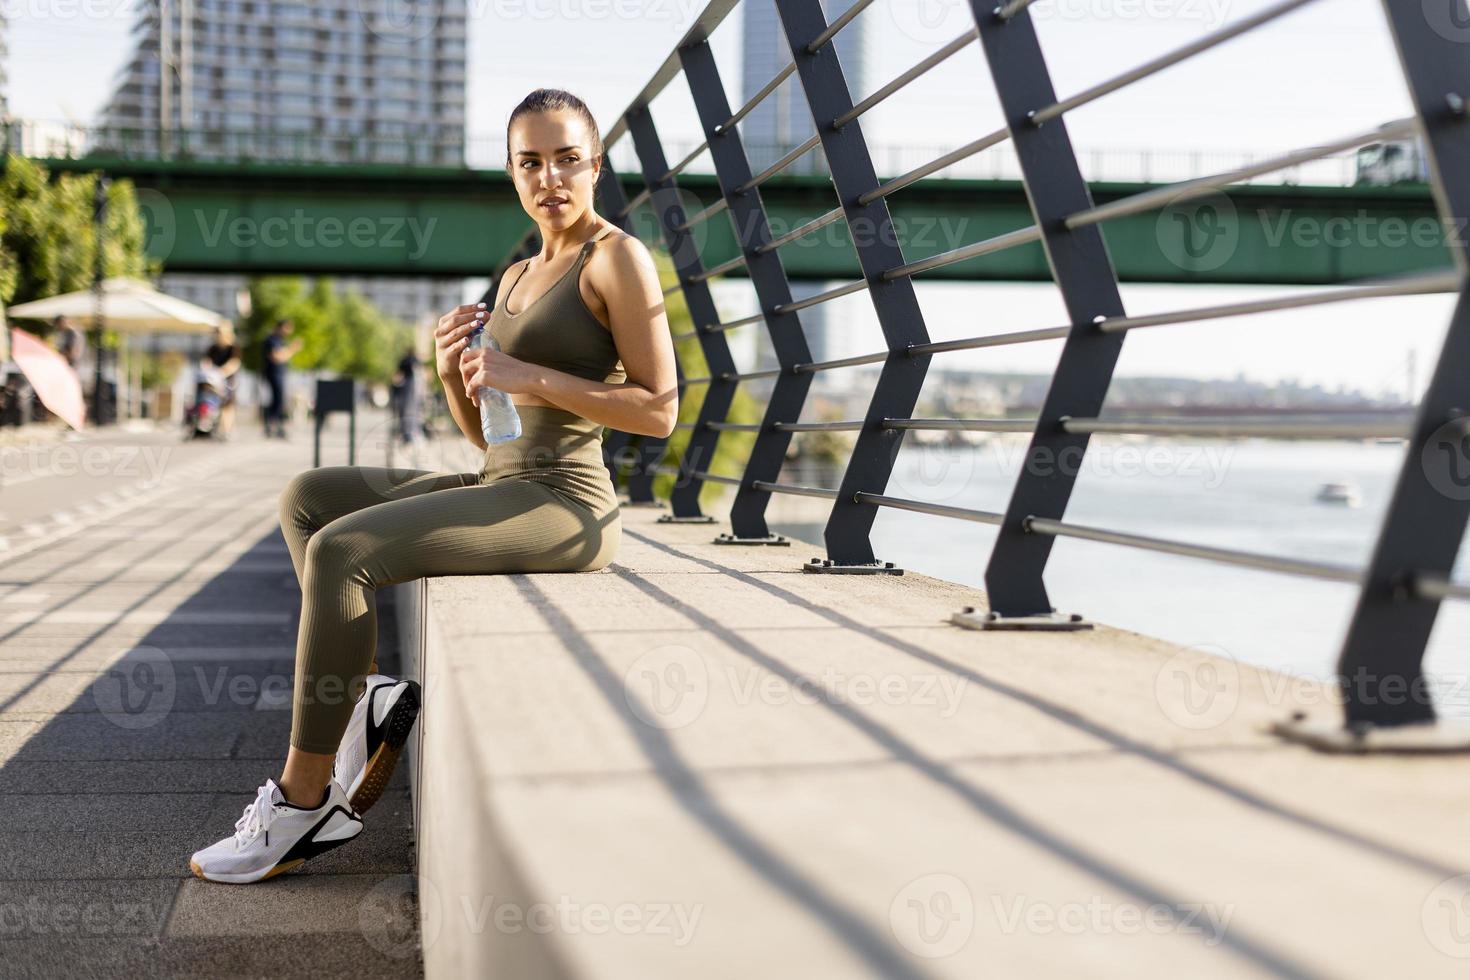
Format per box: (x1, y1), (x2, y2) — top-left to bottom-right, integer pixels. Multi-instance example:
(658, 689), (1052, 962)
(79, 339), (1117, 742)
(759, 436), (1470, 718)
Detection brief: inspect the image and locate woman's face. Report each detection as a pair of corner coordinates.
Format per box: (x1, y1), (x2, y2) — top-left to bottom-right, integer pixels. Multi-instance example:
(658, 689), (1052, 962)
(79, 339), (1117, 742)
(508, 109), (599, 229)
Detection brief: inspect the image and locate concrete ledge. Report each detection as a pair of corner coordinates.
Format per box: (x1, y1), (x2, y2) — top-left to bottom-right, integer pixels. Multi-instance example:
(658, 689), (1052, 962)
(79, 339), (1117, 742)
(395, 506), (1470, 979)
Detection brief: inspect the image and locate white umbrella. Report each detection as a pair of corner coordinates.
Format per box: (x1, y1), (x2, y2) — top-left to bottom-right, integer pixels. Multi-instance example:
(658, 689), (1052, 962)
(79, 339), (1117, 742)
(7, 277), (229, 334)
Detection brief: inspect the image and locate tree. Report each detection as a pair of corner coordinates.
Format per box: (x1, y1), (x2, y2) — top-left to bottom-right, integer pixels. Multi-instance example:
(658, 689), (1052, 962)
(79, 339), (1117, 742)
(239, 275), (410, 385)
(644, 249), (762, 508)
(0, 154), (153, 308)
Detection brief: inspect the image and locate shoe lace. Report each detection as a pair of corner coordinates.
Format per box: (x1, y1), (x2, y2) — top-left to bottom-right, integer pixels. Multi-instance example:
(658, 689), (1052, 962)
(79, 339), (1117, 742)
(233, 783), (280, 848)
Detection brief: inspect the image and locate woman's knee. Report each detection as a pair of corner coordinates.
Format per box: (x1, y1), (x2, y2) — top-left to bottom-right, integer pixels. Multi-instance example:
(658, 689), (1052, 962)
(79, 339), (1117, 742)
(279, 466), (359, 530)
(303, 520), (381, 589)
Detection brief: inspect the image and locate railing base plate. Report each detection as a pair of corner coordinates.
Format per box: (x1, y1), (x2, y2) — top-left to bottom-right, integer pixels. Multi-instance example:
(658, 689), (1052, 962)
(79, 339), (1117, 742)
(620, 499), (667, 509)
(714, 533), (791, 546)
(802, 558), (903, 575)
(1268, 715), (1470, 754)
(952, 608), (1092, 631)
(656, 514), (717, 524)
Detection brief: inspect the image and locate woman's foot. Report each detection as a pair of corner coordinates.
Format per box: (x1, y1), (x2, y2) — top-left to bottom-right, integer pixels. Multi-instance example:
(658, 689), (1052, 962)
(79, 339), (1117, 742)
(189, 778), (362, 884)
(333, 675), (422, 815)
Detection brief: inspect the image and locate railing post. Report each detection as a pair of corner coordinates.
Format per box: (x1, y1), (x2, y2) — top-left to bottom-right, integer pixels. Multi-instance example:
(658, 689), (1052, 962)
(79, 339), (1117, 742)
(967, 1), (1129, 619)
(593, 160), (666, 505)
(679, 40), (812, 546)
(1325, 0), (1470, 731)
(626, 106), (738, 522)
(773, 0), (935, 574)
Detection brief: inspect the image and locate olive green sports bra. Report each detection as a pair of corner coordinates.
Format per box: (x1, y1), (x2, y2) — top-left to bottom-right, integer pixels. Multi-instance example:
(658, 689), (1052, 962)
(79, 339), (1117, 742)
(488, 226), (627, 385)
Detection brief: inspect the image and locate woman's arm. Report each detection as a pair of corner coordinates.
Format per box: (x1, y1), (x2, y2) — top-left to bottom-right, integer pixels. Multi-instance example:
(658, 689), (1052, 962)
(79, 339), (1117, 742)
(459, 236), (678, 438)
(433, 303), (490, 451)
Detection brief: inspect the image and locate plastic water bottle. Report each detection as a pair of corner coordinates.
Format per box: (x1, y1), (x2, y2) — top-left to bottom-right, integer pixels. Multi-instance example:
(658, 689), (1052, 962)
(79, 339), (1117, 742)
(467, 326), (522, 444)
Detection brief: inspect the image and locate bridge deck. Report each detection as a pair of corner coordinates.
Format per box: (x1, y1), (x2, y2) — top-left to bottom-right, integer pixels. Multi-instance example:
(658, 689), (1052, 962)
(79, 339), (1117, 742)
(406, 500), (1470, 979)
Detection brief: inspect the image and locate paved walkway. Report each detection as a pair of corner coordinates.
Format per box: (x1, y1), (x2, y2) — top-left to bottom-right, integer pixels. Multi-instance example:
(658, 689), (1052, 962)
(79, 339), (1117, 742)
(0, 419), (423, 978)
(413, 501), (1470, 979)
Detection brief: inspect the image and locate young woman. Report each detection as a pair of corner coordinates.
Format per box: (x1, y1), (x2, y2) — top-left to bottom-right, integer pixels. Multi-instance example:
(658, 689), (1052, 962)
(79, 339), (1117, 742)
(202, 323), (242, 439)
(188, 88), (678, 883)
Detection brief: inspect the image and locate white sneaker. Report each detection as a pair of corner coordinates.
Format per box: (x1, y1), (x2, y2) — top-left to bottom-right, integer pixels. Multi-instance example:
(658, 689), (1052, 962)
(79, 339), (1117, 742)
(189, 778), (363, 884)
(334, 675), (421, 815)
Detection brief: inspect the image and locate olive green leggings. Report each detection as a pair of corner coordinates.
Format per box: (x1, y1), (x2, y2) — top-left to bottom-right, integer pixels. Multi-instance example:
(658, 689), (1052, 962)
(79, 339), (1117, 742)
(278, 406), (621, 753)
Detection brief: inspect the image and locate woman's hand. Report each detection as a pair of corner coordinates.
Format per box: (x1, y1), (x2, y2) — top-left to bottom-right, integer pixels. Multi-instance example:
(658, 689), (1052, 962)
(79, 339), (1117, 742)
(433, 303), (487, 380)
(458, 344), (540, 406)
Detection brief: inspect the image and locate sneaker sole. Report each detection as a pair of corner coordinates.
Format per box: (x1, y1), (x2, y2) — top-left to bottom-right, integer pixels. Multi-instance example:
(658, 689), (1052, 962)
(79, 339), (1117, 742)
(189, 812), (364, 884)
(350, 680), (421, 815)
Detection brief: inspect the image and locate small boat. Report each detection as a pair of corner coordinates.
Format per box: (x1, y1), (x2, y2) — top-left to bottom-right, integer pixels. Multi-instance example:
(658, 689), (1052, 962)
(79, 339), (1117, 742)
(1316, 481), (1363, 507)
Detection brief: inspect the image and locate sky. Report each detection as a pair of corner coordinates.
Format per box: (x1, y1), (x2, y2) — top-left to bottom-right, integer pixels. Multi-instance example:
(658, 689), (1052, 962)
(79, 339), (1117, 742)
(4, 0), (1457, 395)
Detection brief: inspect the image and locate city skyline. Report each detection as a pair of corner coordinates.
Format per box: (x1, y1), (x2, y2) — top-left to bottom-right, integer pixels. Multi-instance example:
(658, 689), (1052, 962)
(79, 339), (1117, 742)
(92, 0), (470, 325)
(4, 0), (1445, 392)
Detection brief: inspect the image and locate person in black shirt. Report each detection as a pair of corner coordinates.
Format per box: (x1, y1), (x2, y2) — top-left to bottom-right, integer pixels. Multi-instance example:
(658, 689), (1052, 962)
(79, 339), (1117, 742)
(202, 323), (242, 439)
(261, 318), (303, 439)
(390, 347), (422, 445)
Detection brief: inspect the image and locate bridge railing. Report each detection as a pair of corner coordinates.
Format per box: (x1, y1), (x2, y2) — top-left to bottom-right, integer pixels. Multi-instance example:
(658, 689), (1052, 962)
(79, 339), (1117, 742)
(7, 117), (1389, 187)
(495, 0), (1470, 743)
(1, 120), (467, 168)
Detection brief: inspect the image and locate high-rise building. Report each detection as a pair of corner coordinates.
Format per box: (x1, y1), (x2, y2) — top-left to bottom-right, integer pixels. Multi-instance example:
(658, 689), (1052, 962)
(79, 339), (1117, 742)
(0, 10), (9, 122)
(742, 0), (871, 378)
(100, 0), (469, 326)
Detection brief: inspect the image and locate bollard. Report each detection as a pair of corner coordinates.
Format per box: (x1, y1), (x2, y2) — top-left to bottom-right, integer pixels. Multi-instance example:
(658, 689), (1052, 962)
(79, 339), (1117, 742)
(313, 378), (357, 468)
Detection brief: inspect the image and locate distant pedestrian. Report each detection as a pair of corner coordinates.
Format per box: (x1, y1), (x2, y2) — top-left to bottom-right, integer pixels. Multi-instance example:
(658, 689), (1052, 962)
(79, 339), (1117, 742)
(203, 323), (243, 440)
(52, 316), (85, 374)
(261, 318), (303, 439)
(390, 347), (423, 444)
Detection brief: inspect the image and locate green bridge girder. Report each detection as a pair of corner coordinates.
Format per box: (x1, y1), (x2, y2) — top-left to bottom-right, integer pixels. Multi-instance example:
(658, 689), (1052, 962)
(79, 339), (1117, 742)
(36, 156), (1450, 284)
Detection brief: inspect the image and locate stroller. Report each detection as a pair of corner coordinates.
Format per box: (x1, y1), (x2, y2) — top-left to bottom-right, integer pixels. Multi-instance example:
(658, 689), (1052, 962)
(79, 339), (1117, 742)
(183, 363), (229, 439)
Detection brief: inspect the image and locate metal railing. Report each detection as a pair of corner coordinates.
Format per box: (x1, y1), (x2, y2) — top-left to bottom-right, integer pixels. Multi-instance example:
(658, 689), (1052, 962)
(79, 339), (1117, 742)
(3, 120), (468, 169)
(6, 118), (1399, 186)
(494, 0), (1470, 739)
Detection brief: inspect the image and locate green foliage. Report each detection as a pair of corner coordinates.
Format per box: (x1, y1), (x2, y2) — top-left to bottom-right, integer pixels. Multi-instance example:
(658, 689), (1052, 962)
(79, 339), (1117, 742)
(239, 275), (410, 384)
(0, 154), (154, 308)
(643, 250), (762, 509)
(139, 350), (186, 391)
(797, 424), (854, 466)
